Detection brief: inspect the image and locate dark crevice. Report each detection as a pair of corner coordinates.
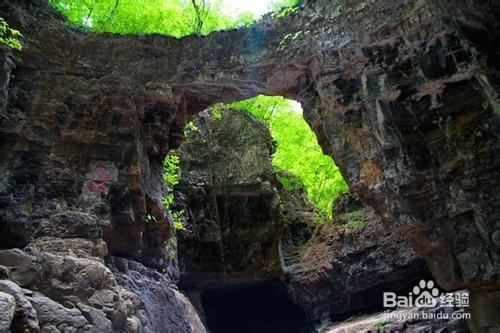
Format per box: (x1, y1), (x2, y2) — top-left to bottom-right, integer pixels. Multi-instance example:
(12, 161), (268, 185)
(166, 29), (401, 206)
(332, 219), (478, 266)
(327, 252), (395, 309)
(200, 279), (310, 333)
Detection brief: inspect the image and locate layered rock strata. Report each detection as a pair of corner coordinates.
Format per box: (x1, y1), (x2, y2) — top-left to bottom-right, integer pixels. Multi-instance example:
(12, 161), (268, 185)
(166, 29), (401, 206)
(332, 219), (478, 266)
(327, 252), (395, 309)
(0, 0), (499, 330)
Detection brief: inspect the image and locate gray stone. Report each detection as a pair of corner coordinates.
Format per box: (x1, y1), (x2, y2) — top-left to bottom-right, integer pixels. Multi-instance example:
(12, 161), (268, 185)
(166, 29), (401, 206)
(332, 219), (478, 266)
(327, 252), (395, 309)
(0, 291), (15, 333)
(0, 249), (39, 287)
(0, 280), (39, 332)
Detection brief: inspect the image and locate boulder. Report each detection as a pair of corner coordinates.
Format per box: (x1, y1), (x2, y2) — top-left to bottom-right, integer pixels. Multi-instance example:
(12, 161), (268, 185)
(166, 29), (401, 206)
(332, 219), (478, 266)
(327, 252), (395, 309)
(0, 291), (15, 333)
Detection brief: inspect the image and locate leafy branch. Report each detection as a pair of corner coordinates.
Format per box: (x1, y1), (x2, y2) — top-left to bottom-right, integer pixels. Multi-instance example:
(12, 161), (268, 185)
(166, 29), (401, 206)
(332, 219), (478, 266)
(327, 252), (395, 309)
(0, 17), (23, 51)
(162, 152), (186, 232)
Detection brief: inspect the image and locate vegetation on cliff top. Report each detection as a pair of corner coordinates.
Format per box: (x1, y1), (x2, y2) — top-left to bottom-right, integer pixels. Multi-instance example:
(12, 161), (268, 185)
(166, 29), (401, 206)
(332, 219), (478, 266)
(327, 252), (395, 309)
(49, 0), (300, 37)
(47, 0), (344, 221)
(217, 95), (349, 220)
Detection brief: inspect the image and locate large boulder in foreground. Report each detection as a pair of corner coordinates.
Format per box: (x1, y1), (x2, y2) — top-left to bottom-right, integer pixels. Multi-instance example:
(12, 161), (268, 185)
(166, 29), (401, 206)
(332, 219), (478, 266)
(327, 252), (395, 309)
(0, 212), (205, 332)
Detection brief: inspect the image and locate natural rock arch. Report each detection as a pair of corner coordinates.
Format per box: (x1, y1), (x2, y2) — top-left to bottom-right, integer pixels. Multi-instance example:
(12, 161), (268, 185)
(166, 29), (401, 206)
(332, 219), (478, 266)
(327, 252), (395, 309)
(1, 0), (499, 331)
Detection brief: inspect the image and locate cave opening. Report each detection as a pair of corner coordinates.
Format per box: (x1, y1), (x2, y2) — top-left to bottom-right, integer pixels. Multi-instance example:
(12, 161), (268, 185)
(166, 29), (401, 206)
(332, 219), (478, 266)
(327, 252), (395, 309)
(200, 280), (311, 333)
(168, 94), (351, 331)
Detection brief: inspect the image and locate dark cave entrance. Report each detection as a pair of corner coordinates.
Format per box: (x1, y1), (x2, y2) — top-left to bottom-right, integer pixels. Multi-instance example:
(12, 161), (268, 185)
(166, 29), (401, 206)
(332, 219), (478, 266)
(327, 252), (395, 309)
(200, 280), (310, 333)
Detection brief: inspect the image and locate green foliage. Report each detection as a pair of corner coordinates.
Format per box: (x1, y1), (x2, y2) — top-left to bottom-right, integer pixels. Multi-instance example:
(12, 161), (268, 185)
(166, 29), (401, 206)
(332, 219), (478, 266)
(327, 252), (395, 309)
(271, 0), (300, 18)
(163, 153), (181, 186)
(49, 0), (300, 37)
(162, 152), (186, 232)
(343, 211), (365, 230)
(0, 17), (23, 50)
(270, 0), (301, 11)
(49, 0), (234, 37)
(145, 213), (157, 224)
(343, 219), (364, 230)
(184, 121), (198, 137)
(162, 152), (180, 217)
(172, 210), (186, 231)
(220, 95), (348, 219)
(276, 172), (303, 191)
(373, 319), (393, 329)
(212, 108), (223, 120)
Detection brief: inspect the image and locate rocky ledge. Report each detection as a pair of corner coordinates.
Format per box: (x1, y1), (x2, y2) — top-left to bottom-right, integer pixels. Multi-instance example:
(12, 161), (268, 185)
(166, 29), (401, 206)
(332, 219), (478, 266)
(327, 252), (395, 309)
(0, 213), (204, 332)
(284, 194), (432, 329)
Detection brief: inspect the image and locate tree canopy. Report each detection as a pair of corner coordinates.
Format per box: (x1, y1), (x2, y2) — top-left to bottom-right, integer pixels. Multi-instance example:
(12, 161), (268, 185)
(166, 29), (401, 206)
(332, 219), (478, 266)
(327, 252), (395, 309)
(219, 95), (349, 220)
(49, 0), (300, 37)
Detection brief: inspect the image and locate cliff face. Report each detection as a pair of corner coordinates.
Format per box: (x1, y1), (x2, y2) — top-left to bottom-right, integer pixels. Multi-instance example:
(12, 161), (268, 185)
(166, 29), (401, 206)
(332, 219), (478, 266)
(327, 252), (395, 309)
(297, 3), (500, 329)
(176, 109), (283, 287)
(0, 0), (499, 331)
(174, 109), (305, 333)
(284, 197), (430, 326)
(174, 109), (432, 331)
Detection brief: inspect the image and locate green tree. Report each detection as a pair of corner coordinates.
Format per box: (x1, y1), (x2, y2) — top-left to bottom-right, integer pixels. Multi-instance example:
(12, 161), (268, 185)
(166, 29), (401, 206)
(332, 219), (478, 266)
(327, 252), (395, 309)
(270, 0), (301, 11)
(221, 95), (349, 220)
(49, 0), (300, 37)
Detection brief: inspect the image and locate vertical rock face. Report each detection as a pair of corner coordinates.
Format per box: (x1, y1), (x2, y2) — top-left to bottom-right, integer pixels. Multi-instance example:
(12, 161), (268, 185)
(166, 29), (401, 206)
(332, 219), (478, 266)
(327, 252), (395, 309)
(174, 109), (313, 333)
(277, 177), (434, 328)
(0, 2), (202, 332)
(0, 68), (183, 269)
(0, 0), (499, 331)
(176, 109), (283, 287)
(284, 195), (431, 327)
(276, 171), (319, 268)
(297, 2), (500, 330)
(175, 109), (434, 330)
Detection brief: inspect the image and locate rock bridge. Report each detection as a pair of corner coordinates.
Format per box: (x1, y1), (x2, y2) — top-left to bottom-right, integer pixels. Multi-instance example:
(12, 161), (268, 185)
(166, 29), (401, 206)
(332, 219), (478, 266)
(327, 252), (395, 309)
(0, 0), (499, 331)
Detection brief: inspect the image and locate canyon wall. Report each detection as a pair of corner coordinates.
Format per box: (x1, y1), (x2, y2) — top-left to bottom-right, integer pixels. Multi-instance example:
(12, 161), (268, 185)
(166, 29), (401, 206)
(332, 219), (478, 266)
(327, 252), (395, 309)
(174, 109), (431, 331)
(0, 0), (499, 331)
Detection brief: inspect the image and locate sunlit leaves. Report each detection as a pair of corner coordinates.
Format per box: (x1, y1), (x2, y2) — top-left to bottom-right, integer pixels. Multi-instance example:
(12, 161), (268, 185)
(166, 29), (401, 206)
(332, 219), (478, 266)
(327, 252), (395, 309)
(162, 152), (186, 232)
(224, 95), (349, 220)
(0, 17), (23, 50)
(49, 0), (300, 37)
(163, 153), (181, 187)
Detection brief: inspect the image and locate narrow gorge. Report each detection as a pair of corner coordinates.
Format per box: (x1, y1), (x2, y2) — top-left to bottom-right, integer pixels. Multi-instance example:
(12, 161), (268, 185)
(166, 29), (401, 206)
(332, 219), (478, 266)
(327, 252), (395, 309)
(0, 0), (499, 332)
